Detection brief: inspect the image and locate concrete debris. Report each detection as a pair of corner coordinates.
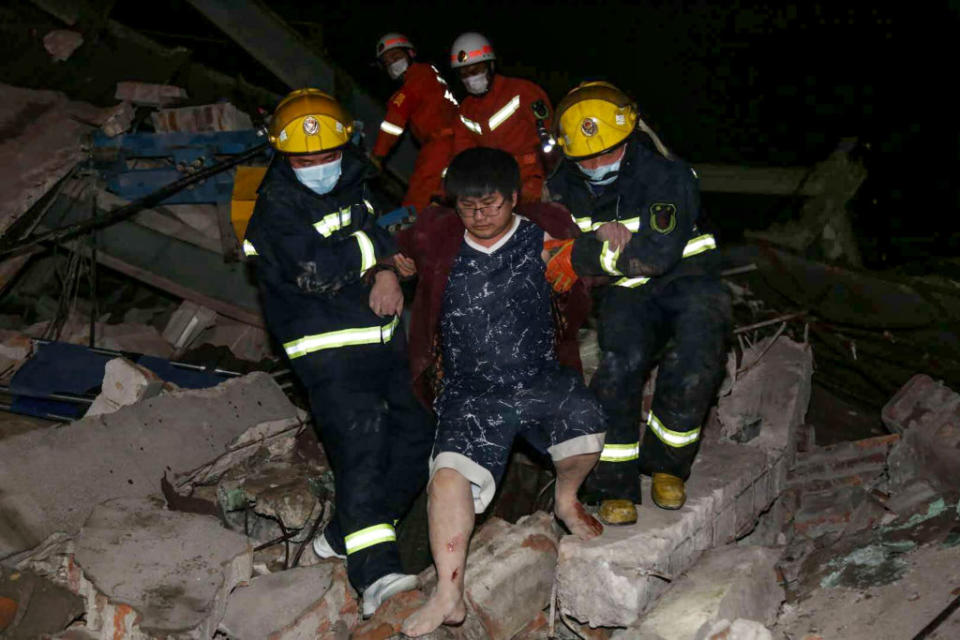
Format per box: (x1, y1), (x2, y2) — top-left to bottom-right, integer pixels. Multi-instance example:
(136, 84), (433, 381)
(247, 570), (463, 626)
(718, 336), (813, 457)
(84, 357), (175, 417)
(559, 439), (791, 628)
(100, 101), (136, 137)
(787, 433), (899, 494)
(217, 459), (326, 534)
(114, 81), (188, 106)
(25, 315), (175, 358)
(775, 542), (960, 640)
(419, 511), (561, 640)
(219, 562), (358, 640)
(560, 335), (811, 628)
(0, 330), (32, 381)
(42, 30), (84, 62)
(151, 102), (254, 133)
(345, 590), (436, 640)
(39, 497), (252, 639)
(163, 300), (218, 351)
(0, 567), (84, 639)
(618, 545), (783, 640)
(0, 372), (303, 559)
(166, 203), (223, 241)
(196, 317), (276, 362)
(697, 619), (775, 640)
(882, 374), (960, 492)
(792, 485), (887, 541)
(0, 83), (106, 238)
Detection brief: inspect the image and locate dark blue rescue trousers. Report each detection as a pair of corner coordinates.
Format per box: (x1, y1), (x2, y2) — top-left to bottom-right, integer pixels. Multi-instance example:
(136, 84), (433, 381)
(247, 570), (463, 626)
(290, 330), (434, 590)
(584, 275), (732, 503)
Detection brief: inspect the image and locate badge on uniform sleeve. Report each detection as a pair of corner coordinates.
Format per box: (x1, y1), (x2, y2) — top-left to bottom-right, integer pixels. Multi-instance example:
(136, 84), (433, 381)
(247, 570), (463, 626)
(649, 203), (677, 234)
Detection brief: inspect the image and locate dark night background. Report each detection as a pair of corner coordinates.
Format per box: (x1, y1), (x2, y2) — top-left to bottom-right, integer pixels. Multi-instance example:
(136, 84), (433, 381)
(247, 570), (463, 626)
(5, 1), (960, 270)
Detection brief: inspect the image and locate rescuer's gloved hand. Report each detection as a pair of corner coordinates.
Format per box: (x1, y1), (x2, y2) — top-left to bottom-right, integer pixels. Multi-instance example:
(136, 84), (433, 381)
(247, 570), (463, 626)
(543, 238), (577, 293)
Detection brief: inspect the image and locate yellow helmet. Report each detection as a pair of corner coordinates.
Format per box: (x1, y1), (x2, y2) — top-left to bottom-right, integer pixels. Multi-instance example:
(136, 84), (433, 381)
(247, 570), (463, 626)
(267, 88), (353, 155)
(555, 82), (638, 159)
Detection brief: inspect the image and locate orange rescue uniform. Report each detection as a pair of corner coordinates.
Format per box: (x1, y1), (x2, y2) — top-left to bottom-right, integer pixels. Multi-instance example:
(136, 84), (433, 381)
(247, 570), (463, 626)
(373, 62), (459, 213)
(453, 75), (552, 203)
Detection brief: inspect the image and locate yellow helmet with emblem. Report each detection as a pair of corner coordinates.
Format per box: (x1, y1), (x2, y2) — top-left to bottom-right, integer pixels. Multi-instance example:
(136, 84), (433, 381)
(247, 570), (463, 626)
(267, 88), (353, 155)
(555, 82), (637, 159)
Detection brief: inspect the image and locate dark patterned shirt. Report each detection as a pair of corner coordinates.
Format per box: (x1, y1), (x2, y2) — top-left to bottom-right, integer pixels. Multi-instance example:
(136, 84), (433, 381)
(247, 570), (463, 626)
(440, 216), (555, 389)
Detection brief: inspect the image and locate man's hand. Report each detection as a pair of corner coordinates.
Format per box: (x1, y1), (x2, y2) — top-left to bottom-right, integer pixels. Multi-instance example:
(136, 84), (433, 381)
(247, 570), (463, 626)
(369, 270), (403, 317)
(595, 222), (632, 252)
(394, 252), (418, 277)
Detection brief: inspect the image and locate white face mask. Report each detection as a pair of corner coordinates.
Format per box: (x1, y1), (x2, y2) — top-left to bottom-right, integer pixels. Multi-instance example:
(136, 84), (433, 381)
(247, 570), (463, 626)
(386, 57), (408, 80)
(579, 157), (622, 185)
(463, 73), (489, 95)
(293, 156), (342, 195)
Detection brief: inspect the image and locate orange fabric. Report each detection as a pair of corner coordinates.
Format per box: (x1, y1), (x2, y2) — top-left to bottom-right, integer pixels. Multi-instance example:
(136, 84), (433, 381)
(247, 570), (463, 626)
(402, 133), (454, 213)
(544, 239), (577, 293)
(373, 62), (459, 158)
(453, 75), (552, 202)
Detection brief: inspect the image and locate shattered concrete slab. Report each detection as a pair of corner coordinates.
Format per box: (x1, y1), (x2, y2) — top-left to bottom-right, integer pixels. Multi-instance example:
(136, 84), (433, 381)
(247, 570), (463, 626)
(615, 545), (783, 640)
(775, 542), (960, 640)
(22, 498), (252, 639)
(718, 336), (813, 458)
(0, 83), (108, 238)
(84, 357), (174, 417)
(220, 562), (357, 640)
(697, 619), (774, 640)
(419, 512), (561, 640)
(76, 498), (251, 638)
(163, 300), (218, 350)
(0, 372), (303, 559)
(559, 335), (812, 628)
(558, 440), (788, 628)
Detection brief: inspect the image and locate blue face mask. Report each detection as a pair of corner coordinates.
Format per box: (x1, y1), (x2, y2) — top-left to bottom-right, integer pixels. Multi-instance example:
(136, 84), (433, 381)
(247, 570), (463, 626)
(293, 156), (342, 195)
(578, 157), (622, 185)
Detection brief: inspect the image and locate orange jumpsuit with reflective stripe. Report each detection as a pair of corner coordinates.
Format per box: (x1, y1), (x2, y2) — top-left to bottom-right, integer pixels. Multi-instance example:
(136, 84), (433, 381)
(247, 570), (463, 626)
(373, 62), (459, 213)
(453, 75), (552, 203)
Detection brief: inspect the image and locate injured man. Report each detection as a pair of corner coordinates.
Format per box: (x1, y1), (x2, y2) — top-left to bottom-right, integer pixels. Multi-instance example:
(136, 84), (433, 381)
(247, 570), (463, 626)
(401, 147), (606, 636)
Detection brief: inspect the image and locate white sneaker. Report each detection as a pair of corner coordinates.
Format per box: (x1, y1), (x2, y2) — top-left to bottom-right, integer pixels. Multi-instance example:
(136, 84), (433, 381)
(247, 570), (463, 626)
(312, 531), (346, 560)
(362, 572), (419, 618)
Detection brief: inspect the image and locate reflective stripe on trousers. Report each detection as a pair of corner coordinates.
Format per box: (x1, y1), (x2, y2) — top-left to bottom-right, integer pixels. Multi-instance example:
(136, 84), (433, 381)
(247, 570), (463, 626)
(599, 442), (640, 462)
(647, 411), (701, 447)
(344, 522), (397, 555)
(283, 315), (400, 359)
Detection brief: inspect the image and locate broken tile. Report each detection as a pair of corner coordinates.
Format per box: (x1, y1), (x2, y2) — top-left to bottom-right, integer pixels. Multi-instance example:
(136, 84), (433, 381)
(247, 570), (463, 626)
(0, 372), (303, 559)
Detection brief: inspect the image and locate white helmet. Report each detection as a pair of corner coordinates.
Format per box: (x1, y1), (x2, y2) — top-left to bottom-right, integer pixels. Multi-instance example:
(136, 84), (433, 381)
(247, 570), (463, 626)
(450, 32), (496, 69)
(376, 33), (415, 59)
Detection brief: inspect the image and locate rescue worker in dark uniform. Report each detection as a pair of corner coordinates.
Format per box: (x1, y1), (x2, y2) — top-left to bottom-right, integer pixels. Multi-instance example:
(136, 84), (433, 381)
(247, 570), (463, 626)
(243, 89), (434, 617)
(372, 33), (459, 213)
(544, 82), (732, 523)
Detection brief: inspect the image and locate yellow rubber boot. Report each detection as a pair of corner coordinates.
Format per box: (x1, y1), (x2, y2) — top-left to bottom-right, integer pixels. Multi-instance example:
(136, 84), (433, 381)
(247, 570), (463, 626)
(651, 473), (686, 510)
(598, 499), (638, 525)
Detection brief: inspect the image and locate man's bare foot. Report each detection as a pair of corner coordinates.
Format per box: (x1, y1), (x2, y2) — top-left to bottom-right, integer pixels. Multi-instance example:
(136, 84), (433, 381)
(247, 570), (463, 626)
(556, 498), (604, 540)
(401, 589), (466, 637)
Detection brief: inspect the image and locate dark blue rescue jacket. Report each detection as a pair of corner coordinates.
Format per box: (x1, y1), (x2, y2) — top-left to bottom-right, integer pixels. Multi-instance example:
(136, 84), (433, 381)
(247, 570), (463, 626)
(243, 146), (398, 362)
(546, 136), (717, 298)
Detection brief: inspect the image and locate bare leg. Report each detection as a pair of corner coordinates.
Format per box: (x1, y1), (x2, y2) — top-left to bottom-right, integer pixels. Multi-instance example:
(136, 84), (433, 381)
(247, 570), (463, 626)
(401, 468), (472, 636)
(554, 452), (604, 540)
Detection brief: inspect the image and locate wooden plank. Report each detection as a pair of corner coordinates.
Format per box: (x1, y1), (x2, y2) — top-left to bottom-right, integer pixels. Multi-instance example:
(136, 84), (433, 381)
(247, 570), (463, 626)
(693, 164), (822, 196)
(95, 252), (264, 328)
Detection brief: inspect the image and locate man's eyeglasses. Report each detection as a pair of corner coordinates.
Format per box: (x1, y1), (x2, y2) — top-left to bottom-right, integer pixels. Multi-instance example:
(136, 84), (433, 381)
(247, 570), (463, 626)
(456, 198), (506, 219)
